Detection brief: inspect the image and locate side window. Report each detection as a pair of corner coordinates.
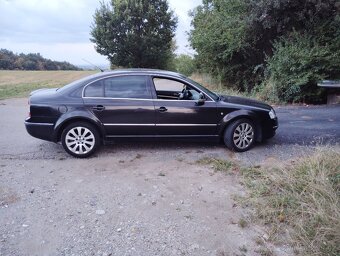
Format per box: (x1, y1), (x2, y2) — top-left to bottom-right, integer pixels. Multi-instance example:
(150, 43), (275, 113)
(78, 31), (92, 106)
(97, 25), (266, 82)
(153, 78), (184, 92)
(153, 78), (202, 101)
(84, 75), (151, 99)
(84, 80), (104, 97)
(104, 76), (150, 99)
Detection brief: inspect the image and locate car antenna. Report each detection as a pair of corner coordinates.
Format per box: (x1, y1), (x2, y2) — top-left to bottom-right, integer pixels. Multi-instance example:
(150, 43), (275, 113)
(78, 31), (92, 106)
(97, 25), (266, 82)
(81, 58), (104, 72)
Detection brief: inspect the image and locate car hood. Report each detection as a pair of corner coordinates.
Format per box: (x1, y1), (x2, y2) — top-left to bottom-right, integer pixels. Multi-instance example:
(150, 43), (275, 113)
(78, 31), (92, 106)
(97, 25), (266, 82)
(220, 95), (271, 110)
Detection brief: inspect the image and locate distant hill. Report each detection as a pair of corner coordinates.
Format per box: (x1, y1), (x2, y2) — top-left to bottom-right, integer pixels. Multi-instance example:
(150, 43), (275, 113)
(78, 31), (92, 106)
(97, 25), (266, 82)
(0, 49), (81, 71)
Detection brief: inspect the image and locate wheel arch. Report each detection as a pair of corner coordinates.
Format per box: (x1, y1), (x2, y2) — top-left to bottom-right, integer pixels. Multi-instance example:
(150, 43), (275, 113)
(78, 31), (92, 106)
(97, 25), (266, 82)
(218, 110), (263, 142)
(53, 116), (104, 142)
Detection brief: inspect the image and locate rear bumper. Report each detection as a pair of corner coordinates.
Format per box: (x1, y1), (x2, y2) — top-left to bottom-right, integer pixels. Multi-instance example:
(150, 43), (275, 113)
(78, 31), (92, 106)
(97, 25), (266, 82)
(25, 120), (55, 142)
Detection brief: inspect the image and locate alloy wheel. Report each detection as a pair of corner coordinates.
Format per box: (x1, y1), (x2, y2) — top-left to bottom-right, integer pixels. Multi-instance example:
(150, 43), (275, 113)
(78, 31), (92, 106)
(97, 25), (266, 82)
(233, 123), (254, 150)
(65, 126), (95, 155)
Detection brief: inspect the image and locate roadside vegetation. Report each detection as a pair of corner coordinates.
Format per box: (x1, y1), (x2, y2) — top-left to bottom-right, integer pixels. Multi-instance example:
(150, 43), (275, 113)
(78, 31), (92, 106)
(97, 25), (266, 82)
(198, 147), (340, 255)
(0, 70), (96, 99)
(189, 0), (340, 104)
(0, 49), (80, 71)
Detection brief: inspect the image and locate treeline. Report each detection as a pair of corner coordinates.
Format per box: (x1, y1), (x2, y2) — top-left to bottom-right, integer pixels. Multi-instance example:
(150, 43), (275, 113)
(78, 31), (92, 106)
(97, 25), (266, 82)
(189, 0), (340, 103)
(0, 49), (80, 71)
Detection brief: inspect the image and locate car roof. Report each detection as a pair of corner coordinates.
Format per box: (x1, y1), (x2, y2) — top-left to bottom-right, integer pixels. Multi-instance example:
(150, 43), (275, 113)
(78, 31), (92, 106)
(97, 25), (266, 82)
(92, 68), (186, 79)
(58, 69), (188, 94)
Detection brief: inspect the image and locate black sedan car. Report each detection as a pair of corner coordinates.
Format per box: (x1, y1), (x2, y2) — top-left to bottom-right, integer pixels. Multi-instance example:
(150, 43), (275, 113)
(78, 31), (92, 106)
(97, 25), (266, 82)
(25, 69), (278, 158)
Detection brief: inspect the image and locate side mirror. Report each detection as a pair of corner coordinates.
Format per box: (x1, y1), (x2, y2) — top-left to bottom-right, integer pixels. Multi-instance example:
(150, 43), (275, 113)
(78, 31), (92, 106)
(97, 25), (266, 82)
(195, 98), (205, 106)
(195, 92), (205, 106)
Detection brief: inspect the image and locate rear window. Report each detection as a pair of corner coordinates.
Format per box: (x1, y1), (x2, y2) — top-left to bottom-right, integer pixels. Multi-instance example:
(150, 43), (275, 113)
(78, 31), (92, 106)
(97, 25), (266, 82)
(84, 75), (151, 99)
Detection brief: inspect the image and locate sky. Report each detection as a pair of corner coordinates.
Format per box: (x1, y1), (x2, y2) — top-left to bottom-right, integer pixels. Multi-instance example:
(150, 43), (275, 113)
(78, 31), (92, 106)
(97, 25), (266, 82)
(0, 0), (202, 66)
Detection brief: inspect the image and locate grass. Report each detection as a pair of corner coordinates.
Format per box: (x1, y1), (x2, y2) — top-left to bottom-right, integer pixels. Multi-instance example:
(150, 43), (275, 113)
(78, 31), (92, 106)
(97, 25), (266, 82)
(240, 147), (340, 255)
(196, 157), (236, 173)
(196, 148), (339, 255)
(0, 70), (96, 99)
(190, 72), (249, 98)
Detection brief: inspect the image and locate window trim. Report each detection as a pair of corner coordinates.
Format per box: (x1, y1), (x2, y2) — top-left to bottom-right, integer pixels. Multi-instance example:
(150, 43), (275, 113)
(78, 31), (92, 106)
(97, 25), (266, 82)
(82, 73), (215, 102)
(82, 74), (152, 99)
(150, 75), (214, 102)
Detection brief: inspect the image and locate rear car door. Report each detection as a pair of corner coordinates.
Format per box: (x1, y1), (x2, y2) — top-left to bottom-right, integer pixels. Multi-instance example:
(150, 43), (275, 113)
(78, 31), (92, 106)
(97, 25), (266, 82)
(82, 75), (155, 136)
(151, 77), (219, 136)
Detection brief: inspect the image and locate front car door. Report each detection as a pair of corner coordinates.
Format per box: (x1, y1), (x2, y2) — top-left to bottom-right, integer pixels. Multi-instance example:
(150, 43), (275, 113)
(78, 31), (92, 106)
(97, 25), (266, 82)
(82, 75), (155, 137)
(151, 76), (219, 137)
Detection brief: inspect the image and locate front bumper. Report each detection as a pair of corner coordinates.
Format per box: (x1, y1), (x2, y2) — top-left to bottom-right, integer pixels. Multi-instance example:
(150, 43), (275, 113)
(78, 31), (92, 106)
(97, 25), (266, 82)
(262, 118), (278, 140)
(25, 120), (55, 142)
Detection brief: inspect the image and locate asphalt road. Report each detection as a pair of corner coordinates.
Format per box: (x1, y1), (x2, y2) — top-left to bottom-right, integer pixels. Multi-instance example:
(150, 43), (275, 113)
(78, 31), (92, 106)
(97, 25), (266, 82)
(273, 105), (340, 145)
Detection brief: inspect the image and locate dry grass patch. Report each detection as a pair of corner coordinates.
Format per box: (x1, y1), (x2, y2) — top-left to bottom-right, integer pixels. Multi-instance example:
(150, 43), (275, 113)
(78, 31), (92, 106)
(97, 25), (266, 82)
(196, 157), (236, 174)
(190, 73), (246, 98)
(241, 147), (340, 255)
(0, 70), (96, 99)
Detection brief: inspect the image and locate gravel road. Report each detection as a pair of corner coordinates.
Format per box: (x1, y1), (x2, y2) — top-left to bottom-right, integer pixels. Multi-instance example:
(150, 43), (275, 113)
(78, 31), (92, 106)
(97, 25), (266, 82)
(0, 98), (339, 256)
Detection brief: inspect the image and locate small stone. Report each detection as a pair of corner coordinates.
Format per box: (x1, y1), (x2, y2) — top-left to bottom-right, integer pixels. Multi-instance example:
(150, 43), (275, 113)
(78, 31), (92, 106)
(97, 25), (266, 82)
(29, 188), (35, 194)
(180, 200), (184, 204)
(96, 210), (105, 215)
(80, 225), (85, 229)
(22, 224), (29, 228)
(117, 228), (122, 232)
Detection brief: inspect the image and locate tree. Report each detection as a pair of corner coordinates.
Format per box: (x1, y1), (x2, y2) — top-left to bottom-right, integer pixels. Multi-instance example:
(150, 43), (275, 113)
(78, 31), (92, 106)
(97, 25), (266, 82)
(0, 49), (80, 70)
(91, 0), (177, 69)
(174, 54), (195, 76)
(189, 0), (340, 100)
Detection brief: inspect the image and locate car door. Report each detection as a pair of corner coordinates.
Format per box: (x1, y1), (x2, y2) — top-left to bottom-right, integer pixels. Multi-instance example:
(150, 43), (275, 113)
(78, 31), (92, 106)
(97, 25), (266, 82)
(82, 75), (155, 136)
(151, 77), (219, 136)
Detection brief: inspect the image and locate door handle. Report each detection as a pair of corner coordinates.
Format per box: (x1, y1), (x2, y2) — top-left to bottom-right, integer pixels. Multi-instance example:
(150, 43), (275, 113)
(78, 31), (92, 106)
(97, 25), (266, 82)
(92, 105), (105, 111)
(158, 106), (168, 112)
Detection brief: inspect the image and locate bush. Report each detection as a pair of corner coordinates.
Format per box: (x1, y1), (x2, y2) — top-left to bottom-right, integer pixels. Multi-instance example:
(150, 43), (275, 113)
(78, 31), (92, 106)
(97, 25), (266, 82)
(262, 32), (340, 103)
(174, 54), (195, 76)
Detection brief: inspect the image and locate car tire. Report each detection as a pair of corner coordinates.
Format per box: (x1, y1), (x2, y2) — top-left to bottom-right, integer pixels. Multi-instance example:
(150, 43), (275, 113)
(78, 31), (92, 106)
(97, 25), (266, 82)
(61, 122), (100, 158)
(224, 118), (256, 152)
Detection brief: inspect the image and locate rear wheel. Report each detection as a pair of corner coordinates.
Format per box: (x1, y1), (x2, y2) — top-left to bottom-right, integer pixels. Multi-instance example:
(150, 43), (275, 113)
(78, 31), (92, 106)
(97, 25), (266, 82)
(61, 122), (100, 158)
(224, 118), (256, 152)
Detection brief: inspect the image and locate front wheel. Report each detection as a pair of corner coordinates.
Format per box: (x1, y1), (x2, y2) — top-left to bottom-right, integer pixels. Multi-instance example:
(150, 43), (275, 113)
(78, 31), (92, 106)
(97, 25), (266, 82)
(61, 122), (100, 158)
(224, 119), (256, 152)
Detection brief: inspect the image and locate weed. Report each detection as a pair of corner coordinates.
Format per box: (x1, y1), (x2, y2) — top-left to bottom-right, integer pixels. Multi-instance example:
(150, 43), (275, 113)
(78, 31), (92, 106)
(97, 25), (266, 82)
(238, 218), (248, 228)
(241, 147), (340, 255)
(196, 157), (235, 173)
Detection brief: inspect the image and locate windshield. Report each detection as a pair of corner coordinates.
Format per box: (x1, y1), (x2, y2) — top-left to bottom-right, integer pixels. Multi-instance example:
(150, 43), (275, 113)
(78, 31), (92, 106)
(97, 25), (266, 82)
(184, 77), (219, 101)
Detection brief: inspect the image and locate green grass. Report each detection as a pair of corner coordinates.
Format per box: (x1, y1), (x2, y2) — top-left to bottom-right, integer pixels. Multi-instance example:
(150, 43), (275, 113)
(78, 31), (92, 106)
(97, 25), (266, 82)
(0, 70), (96, 99)
(240, 147), (340, 255)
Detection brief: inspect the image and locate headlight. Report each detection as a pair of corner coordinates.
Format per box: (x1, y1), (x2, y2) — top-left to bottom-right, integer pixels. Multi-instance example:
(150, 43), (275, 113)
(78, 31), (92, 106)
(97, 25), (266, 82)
(269, 109), (276, 119)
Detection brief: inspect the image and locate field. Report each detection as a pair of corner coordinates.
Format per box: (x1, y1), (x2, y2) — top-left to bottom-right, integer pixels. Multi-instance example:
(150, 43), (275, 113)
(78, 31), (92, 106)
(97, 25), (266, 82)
(0, 70), (97, 99)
